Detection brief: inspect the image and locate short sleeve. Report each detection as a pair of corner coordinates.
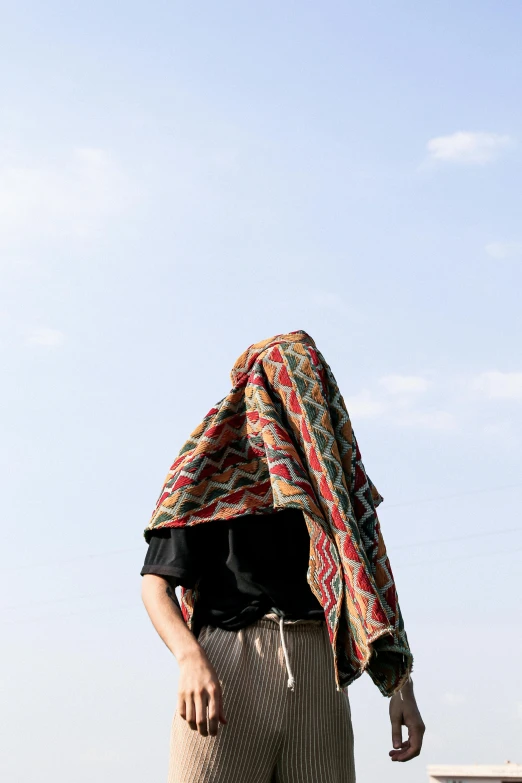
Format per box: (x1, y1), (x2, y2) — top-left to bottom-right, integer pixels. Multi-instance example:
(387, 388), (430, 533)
(140, 527), (200, 588)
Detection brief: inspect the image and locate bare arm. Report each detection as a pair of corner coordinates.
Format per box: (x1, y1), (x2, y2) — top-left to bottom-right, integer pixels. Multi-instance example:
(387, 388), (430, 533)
(141, 574), (227, 736)
(141, 573), (202, 660)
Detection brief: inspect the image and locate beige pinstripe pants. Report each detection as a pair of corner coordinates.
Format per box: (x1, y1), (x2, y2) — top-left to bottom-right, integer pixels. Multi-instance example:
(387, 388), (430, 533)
(168, 614), (355, 783)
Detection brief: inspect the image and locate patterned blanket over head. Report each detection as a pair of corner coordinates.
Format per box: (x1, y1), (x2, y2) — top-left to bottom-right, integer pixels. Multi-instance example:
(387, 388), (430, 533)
(144, 329), (413, 695)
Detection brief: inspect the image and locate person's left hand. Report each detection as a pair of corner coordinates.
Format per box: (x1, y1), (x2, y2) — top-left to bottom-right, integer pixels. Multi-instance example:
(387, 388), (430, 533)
(389, 680), (425, 762)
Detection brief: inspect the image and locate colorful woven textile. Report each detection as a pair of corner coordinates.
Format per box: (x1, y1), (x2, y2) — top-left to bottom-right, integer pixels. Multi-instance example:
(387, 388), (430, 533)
(144, 330), (413, 695)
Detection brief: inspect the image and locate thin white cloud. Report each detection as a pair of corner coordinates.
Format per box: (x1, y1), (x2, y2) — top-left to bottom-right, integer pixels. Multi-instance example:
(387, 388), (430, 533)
(0, 146), (139, 249)
(379, 374), (429, 394)
(426, 131), (514, 165)
(347, 366), (522, 435)
(345, 385), (455, 431)
(485, 241), (522, 260)
(26, 328), (65, 347)
(345, 391), (386, 419)
(346, 373), (451, 430)
(393, 410), (456, 431)
(472, 371), (522, 400)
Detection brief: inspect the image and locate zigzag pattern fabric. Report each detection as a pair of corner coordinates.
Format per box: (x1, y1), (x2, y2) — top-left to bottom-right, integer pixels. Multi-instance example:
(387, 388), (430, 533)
(144, 330), (413, 696)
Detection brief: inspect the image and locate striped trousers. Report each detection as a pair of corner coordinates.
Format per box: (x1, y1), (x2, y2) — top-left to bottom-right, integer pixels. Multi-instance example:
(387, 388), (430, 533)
(168, 613), (356, 783)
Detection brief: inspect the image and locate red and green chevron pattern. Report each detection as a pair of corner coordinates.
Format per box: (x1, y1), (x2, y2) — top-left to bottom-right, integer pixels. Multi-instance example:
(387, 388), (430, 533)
(144, 330), (413, 696)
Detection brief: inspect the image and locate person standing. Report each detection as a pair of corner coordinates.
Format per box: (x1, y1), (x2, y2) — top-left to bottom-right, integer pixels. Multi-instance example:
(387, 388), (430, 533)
(141, 329), (425, 782)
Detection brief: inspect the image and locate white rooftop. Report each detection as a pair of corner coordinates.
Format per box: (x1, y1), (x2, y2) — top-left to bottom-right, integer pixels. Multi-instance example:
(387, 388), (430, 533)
(428, 764), (522, 780)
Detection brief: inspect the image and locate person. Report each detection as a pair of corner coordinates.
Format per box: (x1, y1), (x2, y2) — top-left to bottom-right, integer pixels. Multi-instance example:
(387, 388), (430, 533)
(141, 329), (425, 783)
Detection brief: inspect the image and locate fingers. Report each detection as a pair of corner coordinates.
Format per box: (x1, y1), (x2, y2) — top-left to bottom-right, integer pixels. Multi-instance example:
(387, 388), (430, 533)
(194, 692), (209, 737)
(184, 694), (197, 732)
(390, 717), (403, 751)
(207, 683), (226, 736)
(389, 740), (410, 761)
(390, 722), (425, 762)
(404, 722), (424, 760)
(179, 685), (226, 737)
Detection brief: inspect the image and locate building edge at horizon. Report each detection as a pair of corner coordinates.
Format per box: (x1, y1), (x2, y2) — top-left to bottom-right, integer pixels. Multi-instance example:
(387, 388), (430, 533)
(428, 763), (522, 783)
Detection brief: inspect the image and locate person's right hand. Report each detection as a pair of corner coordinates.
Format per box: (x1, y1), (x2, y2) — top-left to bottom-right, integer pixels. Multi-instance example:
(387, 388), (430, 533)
(177, 648), (227, 737)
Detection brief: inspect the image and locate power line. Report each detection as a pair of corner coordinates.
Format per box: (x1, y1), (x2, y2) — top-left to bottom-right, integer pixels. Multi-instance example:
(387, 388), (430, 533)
(3, 544), (521, 618)
(2, 602), (139, 626)
(391, 525), (521, 550)
(1, 587), (130, 612)
(384, 483), (522, 509)
(397, 546), (522, 569)
(2, 482), (521, 575)
(1, 547), (144, 573)
(4, 523), (521, 575)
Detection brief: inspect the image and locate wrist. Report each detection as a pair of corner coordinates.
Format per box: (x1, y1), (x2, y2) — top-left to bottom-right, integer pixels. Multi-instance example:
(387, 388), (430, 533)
(176, 639), (207, 665)
(392, 678), (414, 701)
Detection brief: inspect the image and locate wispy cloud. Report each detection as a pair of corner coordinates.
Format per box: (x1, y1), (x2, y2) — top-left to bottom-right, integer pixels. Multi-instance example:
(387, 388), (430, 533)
(472, 371), (522, 400)
(345, 390), (386, 419)
(0, 146), (139, 249)
(26, 328), (65, 347)
(485, 241), (522, 260)
(379, 374), (429, 394)
(345, 367), (522, 435)
(426, 131), (514, 165)
(345, 375), (454, 431)
(393, 409), (456, 431)
(343, 365), (522, 438)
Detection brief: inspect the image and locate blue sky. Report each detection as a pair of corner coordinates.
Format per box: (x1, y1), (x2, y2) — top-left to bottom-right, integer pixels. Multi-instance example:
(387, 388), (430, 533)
(1, 2), (521, 781)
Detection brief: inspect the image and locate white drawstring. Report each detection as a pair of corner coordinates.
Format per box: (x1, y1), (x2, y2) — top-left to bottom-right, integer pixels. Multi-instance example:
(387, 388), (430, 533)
(278, 614), (296, 691)
(265, 609), (323, 691)
(268, 607), (296, 691)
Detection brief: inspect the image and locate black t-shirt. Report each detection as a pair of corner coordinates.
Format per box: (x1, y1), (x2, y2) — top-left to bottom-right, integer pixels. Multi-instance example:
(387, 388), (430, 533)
(141, 507), (325, 638)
